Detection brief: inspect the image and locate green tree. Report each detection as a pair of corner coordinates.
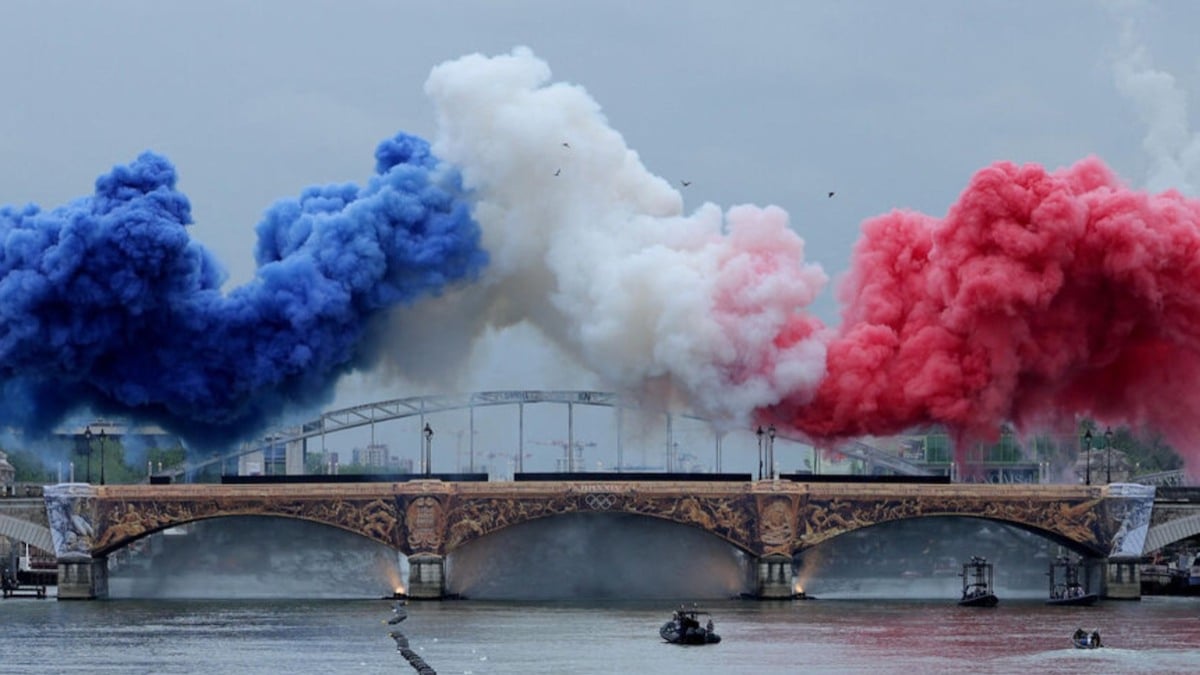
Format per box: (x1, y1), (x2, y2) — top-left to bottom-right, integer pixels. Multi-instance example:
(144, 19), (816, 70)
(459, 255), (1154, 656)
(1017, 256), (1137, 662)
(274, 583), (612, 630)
(6, 448), (55, 483)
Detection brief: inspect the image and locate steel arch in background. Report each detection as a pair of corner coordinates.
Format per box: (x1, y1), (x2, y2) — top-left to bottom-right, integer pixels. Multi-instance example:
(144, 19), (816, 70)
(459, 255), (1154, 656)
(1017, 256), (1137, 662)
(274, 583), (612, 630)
(169, 390), (684, 478)
(166, 389), (935, 479)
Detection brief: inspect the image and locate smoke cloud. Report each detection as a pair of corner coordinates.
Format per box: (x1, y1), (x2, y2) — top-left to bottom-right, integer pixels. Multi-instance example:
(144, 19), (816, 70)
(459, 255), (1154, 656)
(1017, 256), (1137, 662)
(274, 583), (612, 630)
(1112, 21), (1200, 193)
(0, 134), (485, 447)
(767, 22), (1200, 467)
(6, 43), (1200, 474)
(775, 157), (1200, 468)
(379, 48), (829, 429)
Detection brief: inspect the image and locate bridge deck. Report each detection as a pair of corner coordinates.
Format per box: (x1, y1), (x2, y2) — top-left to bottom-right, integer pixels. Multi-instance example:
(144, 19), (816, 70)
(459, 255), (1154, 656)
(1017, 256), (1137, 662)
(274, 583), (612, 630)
(92, 479), (1109, 500)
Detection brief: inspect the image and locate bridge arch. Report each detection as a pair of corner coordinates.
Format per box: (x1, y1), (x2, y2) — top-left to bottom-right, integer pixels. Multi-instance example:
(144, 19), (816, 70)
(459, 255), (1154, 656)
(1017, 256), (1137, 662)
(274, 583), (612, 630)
(437, 487), (763, 557)
(444, 505), (759, 558)
(792, 487), (1126, 558)
(1144, 513), (1200, 553)
(0, 514), (53, 553)
(797, 512), (1100, 558)
(91, 496), (401, 557)
(445, 511), (749, 599)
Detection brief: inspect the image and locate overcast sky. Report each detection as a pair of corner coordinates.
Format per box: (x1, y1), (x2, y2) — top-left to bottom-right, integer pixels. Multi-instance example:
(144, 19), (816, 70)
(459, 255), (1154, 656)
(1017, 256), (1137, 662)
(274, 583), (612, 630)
(4, 1), (1199, 467)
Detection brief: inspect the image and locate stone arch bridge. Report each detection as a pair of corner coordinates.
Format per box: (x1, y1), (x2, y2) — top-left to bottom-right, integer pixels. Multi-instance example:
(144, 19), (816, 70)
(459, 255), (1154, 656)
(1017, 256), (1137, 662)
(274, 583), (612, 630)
(42, 480), (1155, 600)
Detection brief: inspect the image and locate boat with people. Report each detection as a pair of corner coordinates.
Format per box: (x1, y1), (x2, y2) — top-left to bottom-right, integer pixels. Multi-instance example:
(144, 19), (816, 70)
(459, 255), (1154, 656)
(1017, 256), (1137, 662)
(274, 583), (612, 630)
(958, 556), (998, 607)
(1, 564), (47, 599)
(1047, 555), (1098, 606)
(660, 606), (721, 645)
(1072, 628), (1103, 649)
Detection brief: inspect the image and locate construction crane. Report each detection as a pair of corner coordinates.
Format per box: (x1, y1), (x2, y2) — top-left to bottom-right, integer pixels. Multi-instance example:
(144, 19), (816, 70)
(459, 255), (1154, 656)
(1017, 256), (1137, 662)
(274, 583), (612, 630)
(531, 440), (597, 473)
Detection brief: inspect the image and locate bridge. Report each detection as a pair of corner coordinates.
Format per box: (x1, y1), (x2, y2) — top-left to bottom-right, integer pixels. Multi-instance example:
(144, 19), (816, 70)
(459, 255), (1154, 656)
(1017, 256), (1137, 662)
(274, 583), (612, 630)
(36, 479), (1157, 600)
(167, 389), (937, 480)
(4, 388), (1196, 601)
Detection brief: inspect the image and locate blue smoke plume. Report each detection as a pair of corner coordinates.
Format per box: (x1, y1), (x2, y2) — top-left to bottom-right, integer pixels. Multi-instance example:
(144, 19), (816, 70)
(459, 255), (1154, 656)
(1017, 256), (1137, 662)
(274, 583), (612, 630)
(0, 132), (486, 448)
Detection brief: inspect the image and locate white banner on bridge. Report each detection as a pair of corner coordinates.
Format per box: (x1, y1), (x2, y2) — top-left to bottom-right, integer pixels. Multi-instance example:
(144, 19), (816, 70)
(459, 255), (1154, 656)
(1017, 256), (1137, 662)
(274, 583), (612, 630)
(1106, 483), (1156, 559)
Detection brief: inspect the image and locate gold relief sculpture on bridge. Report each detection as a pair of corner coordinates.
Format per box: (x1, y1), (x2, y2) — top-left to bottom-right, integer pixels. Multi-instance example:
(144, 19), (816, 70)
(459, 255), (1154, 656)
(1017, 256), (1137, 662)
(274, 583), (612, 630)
(92, 495), (401, 554)
(436, 491), (762, 555)
(796, 493), (1108, 554)
(73, 483), (1138, 564)
(757, 497), (797, 556)
(441, 494), (576, 552)
(403, 496), (446, 553)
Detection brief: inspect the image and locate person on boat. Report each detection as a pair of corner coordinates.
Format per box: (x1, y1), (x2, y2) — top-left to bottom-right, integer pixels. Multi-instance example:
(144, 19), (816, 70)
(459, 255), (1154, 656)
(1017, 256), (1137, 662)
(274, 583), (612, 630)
(1073, 628), (1087, 644)
(1090, 631), (1102, 648)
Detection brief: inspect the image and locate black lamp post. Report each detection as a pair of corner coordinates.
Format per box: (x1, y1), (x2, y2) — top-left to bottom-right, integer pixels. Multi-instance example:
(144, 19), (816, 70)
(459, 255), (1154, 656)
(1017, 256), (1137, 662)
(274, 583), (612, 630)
(755, 426), (765, 480)
(423, 423), (433, 476)
(1105, 427), (1114, 484)
(767, 425), (777, 479)
(99, 429), (107, 485)
(1081, 429), (1093, 486)
(83, 427), (93, 483)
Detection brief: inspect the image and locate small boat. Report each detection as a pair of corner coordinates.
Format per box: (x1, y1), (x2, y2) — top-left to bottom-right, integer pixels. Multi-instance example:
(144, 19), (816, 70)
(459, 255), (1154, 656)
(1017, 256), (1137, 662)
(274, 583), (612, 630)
(958, 556), (998, 607)
(1, 565), (47, 599)
(660, 606), (721, 645)
(1071, 628), (1102, 649)
(1047, 556), (1099, 606)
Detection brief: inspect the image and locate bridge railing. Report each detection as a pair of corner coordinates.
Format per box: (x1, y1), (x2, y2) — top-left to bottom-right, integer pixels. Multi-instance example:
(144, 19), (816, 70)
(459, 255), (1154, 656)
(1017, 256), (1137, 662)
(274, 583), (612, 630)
(1132, 470), (1188, 487)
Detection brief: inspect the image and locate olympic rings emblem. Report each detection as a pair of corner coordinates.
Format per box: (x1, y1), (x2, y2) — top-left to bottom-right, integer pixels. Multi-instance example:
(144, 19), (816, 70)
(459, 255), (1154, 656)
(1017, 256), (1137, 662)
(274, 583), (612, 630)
(584, 493), (617, 510)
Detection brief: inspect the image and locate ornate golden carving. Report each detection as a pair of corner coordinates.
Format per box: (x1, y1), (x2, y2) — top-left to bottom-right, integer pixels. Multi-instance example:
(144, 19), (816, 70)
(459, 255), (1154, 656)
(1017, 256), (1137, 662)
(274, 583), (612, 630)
(83, 482), (1125, 561)
(91, 493), (399, 554)
(758, 498), (796, 555)
(797, 492), (1107, 555)
(438, 489), (760, 554)
(405, 496), (444, 552)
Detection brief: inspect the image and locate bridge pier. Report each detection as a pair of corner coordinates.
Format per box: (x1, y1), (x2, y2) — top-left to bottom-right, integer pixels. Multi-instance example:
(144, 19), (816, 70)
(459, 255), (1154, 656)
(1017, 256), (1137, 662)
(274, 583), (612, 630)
(1102, 558), (1141, 600)
(56, 557), (108, 600)
(751, 554), (795, 599)
(407, 553), (446, 599)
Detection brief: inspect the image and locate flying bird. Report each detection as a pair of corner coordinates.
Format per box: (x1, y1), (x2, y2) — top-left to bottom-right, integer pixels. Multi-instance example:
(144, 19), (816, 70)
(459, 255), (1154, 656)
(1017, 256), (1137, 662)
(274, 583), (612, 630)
(681, 180), (691, 187)
(562, 142), (570, 148)
(828, 191), (835, 198)
(554, 169), (561, 176)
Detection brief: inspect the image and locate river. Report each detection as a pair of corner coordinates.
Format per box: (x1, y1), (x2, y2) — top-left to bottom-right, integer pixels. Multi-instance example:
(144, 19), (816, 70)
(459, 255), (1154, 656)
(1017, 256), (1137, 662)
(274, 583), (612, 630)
(1, 595), (1198, 674)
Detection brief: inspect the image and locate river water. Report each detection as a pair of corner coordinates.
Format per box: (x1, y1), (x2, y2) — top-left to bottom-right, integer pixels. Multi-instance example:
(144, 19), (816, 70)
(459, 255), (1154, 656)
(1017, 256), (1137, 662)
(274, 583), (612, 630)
(2, 595), (1198, 674)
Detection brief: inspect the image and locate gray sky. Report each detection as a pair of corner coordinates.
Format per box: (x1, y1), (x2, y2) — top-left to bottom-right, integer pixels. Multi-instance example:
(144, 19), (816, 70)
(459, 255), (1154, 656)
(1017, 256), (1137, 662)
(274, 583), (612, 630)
(3, 1), (1197, 469)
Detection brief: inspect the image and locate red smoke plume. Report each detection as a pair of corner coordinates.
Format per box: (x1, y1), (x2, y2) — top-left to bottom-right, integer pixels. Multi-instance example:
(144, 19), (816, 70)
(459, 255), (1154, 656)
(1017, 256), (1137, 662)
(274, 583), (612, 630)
(770, 157), (1200, 468)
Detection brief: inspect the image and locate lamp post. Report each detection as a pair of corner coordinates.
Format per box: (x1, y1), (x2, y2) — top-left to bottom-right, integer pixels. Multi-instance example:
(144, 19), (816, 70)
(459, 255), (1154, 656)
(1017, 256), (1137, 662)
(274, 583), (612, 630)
(1105, 427), (1114, 484)
(99, 429), (107, 485)
(1081, 429), (1093, 486)
(756, 426), (765, 480)
(83, 426), (93, 484)
(423, 423), (433, 476)
(767, 425), (777, 479)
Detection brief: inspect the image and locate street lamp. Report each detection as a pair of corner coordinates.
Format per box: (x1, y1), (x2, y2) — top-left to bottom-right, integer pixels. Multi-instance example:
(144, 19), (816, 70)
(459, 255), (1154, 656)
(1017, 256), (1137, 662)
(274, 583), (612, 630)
(767, 425), (777, 479)
(756, 426), (765, 480)
(1081, 428), (1093, 486)
(83, 427), (93, 483)
(98, 429), (106, 485)
(423, 423), (434, 476)
(1105, 427), (1114, 484)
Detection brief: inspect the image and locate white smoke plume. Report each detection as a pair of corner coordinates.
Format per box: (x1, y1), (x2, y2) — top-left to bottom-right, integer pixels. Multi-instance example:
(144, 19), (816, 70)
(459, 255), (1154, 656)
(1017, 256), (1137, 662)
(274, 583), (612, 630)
(378, 47), (829, 428)
(1112, 19), (1200, 193)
